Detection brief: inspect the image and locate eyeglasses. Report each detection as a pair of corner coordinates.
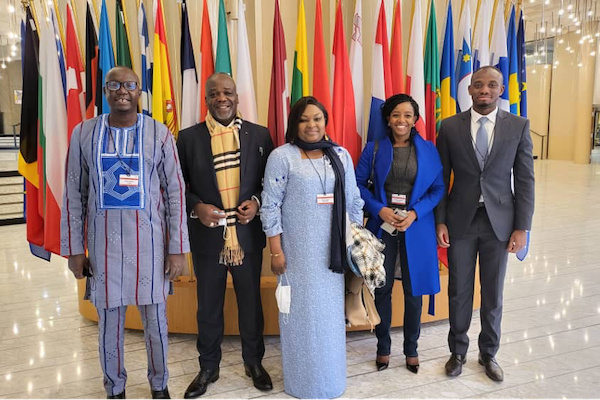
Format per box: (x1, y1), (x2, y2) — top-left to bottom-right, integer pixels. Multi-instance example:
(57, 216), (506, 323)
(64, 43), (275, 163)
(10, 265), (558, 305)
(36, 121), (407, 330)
(106, 80), (138, 91)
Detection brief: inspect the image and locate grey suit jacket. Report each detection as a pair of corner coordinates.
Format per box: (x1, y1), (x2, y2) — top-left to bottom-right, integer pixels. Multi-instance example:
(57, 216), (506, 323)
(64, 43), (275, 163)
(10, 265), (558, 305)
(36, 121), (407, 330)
(435, 109), (535, 242)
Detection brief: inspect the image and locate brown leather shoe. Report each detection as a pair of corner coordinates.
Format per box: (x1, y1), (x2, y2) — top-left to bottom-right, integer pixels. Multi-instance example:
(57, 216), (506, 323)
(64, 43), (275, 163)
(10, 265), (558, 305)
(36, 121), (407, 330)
(478, 354), (504, 382)
(445, 354), (466, 377)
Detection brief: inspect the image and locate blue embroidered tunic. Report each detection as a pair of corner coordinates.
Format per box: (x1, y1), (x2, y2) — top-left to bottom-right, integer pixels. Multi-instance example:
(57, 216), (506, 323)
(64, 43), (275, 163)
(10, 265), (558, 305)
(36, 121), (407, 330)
(61, 114), (190, 309)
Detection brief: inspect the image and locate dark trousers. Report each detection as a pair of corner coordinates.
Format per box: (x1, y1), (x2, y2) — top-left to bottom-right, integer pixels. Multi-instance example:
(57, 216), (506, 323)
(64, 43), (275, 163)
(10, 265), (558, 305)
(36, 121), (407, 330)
(192, 251), (265, 370)
(447, 207), (509, 358)
(375, 231), (423, 357)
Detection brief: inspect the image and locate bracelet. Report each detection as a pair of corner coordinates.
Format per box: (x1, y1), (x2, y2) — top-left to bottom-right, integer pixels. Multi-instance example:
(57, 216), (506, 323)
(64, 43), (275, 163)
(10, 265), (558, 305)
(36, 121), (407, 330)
(270, 253), (281, 257)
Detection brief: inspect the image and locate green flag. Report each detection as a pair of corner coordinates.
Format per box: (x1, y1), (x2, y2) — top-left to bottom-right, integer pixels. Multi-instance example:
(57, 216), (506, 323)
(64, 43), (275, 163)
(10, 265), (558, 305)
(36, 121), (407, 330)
(424, 0), (440, 142)
(116, 0), (132, 68)
(215, 0), (232, 74)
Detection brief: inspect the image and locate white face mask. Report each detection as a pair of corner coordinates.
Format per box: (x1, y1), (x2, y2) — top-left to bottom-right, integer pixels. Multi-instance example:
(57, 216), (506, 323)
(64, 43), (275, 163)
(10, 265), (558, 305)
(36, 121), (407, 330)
(275, 274), (291, 316)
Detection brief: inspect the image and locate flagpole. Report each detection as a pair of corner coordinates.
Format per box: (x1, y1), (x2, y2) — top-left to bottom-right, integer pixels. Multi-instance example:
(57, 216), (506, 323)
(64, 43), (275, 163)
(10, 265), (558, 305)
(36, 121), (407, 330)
(50, 0), (67, 52)
(473, 0), (481, 43)
(21, 1), (40, 33)
(489, 0), (499, 44)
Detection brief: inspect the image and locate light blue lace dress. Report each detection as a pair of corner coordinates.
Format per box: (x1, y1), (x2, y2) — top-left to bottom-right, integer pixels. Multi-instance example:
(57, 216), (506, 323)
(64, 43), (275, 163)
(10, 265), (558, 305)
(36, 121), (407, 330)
(261, 144), (364, 399)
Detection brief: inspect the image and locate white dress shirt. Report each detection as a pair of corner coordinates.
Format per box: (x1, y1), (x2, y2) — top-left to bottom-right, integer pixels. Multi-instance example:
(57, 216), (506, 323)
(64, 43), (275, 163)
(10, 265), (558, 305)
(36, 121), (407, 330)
(470, 107), (498, 202)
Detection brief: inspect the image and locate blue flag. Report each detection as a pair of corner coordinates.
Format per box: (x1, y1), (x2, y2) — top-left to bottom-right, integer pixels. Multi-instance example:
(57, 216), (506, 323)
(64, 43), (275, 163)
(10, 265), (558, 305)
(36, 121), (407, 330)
(98, 0), (115, 114)
(517, 10), (527, 118)
(138, 2), (152, 116)
(507, 5), (520, 115)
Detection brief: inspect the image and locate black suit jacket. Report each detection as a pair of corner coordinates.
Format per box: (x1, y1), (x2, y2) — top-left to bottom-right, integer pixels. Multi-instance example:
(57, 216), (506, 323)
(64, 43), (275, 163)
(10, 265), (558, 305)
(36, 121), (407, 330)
(177, 120), (274, 255)
(435, 109), (535, 241)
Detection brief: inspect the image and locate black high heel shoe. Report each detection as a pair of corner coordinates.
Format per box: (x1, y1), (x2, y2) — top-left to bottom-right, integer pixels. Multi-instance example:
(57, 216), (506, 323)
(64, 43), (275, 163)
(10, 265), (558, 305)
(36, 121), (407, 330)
(375, 356), (389, 371)
(406, 356), (419, 374)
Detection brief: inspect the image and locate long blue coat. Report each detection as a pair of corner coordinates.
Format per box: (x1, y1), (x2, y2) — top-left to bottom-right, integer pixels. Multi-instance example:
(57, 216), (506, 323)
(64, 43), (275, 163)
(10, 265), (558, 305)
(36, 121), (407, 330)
(355, 134), (444, 296)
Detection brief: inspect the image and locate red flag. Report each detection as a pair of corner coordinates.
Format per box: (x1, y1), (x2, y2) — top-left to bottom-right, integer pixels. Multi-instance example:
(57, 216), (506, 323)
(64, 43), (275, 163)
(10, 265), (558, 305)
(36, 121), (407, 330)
(66, 2), (85, 138)
(332, 0), (359, 164)
(390, 0), (405, 94)
(312, 0), (335, 138)
(267, 0), (289, 147)
(197, 0), (214, 122)
(375, 1), (393, 99)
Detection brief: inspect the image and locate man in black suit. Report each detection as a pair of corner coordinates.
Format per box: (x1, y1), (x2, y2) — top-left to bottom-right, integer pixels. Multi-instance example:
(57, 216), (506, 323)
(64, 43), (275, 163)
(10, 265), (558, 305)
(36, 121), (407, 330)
(435, 66), (535, 382)
(177, 73), (274, 398)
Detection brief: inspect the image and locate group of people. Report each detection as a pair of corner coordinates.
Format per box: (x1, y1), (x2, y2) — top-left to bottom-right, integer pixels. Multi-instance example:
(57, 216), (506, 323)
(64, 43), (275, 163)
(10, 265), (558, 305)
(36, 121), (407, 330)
(61, 65), (534, 399)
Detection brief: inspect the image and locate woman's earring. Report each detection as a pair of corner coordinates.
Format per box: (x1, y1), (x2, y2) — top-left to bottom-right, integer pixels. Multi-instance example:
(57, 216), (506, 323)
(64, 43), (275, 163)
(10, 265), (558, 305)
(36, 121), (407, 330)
(324, 134), (330, 141)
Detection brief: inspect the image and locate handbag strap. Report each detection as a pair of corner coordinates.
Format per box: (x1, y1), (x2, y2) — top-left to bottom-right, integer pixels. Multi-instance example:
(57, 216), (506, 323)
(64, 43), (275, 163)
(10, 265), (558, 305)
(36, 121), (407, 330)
(367, 140), (380, 188)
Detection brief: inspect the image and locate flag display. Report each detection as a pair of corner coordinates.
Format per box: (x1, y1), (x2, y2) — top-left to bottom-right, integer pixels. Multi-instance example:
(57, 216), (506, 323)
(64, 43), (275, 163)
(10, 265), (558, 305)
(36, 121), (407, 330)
(313, 0), (335, 139)
(406, 0), (426, 136)
(180, 0), (198, 130)
(291, 0), (309, 106)
(440, 0), (456, 121)
(367, 0), (393, 143)
(98, 0), (115, 114)
(507, 5), (520, 115)
(490, 0), (509, 111)
(267, 0), (289, 147)
(115, 0), (132, 68)
(138, 1), (152, 116)
(390, 0), (405, 95)
(198, 0), (214, 122)
(349, 0), (363, 141)
(215, 0), (232, 74)
(85, 0), (99, 118)
(236, 0), (258, 123)
(152, 0), (178, 136)
(332, 0), (359, 164)
(424, 0), (440, 141)
(456, 0), (473, 112)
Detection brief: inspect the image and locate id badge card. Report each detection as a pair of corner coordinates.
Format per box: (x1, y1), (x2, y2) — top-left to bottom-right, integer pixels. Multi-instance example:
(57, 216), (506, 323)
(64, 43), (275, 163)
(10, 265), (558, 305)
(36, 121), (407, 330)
(317, 193), (334, 205)
(391, 193), (407, 205)
(119, 174), (139, 187)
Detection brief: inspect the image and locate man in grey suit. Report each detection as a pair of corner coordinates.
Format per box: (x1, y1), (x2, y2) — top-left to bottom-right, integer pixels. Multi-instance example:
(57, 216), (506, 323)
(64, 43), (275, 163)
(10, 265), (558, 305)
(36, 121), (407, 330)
(435, 66), (535, 382)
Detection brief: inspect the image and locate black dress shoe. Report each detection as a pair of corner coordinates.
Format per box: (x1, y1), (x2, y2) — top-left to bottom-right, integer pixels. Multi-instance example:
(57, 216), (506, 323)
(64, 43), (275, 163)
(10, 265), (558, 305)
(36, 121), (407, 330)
(479, 354), (504, 382)
(406, 356), (419, 374)
(244, 363), (273, 391)
(445, 353), (466, 377)
(151, 386), (170, 399)
(184, 368), (220, 398)
(107, 390), (125, 399)
(375, 360), (389, 371)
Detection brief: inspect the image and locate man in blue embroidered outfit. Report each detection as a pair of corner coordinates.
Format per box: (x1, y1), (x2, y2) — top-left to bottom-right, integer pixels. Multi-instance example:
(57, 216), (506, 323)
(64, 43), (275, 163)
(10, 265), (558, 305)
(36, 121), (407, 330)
(61, 66), (190, 399)
(177, 73), (274, 398)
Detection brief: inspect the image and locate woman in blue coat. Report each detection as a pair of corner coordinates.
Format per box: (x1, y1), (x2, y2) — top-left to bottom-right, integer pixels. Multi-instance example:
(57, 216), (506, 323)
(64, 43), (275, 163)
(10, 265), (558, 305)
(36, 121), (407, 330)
(355, 94), (444, 374)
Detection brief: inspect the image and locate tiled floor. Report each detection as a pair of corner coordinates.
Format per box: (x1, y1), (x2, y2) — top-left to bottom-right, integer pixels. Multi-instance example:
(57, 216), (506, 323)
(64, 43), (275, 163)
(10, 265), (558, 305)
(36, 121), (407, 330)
(1, 159), (599, 399)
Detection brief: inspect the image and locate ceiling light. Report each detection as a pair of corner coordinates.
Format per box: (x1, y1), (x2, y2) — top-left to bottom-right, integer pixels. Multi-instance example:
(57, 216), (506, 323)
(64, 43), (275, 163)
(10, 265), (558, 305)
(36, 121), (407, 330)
(545, 0), (550, 4)
(577, 29), (581, 34)
(576, 21), (581, 26)
(11, 51), (16, 57)
(567, 3), (573, 10)
(580, 38), (585, 43)
(1, 63), (6, 69)
(6, 57), (11, 62)
(588, 10), (594, 16)
(558, 9), (564, 15)
(552, 27), (556, 32)
(559, 39), (564, 44)
(8, 4), (14, 13)
(555, 60), (560, 65)
(540, 26), (546, 32)
(569, 13), (575, 19)
(10, 44), (16, 51)
(544, 64), (549, 69)
(591, 51), (596, 56)
(578, 62), (583, 67)
(566, 46), (572, 50)
(532, 69), (537, 74)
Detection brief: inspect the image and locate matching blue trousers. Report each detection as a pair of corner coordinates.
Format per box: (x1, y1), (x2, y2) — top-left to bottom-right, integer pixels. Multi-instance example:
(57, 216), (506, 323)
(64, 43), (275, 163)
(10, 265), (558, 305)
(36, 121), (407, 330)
(97, 303), (169, 396)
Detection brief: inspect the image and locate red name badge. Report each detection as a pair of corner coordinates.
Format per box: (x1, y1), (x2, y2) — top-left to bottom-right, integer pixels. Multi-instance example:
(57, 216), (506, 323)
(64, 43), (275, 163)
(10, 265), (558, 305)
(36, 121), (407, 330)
(317, 193), (334, 205)
(391, 193), (407, 205)
(119, 174), (139, 187)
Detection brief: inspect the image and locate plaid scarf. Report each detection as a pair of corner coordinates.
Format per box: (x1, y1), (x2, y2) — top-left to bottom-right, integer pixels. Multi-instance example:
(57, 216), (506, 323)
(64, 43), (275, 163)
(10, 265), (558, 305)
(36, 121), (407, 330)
(206, 113), (244, 266)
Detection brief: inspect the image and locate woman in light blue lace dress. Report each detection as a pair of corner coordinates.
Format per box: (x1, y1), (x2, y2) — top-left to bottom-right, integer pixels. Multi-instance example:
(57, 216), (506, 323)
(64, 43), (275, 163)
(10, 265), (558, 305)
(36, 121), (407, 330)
(261, 97), (363, 399)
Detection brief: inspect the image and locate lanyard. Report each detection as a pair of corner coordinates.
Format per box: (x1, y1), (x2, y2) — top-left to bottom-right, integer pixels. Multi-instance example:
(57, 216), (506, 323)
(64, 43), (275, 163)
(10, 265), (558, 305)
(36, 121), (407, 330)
(302, 149), (328, 194)
(393, 143), (413, 183)
(109, 125), (138, 175)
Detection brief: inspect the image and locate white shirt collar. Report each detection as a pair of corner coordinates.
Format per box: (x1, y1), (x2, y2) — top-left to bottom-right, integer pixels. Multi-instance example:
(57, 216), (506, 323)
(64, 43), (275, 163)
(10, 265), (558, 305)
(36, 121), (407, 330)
(471, 107), (498, 125)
